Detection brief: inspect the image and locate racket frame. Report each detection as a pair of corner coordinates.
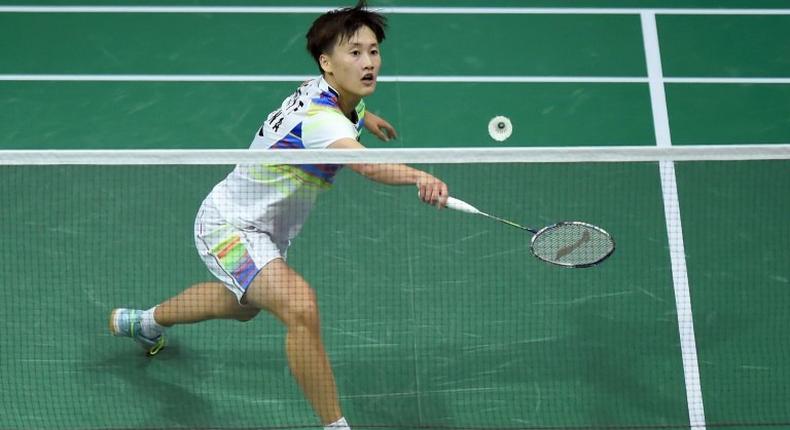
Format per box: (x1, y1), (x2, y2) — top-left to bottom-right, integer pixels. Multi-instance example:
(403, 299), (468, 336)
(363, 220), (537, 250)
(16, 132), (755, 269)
(530, 221), (616, 268)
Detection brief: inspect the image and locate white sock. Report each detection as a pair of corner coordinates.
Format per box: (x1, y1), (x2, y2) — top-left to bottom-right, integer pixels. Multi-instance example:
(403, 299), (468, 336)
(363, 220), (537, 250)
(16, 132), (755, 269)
(324, 417), (350, 430)
(140, 307), (165, 338)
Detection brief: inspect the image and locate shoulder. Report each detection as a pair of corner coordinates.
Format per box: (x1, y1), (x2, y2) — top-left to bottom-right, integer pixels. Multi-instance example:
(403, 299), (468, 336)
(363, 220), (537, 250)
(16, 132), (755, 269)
(303, 106), (357, 138)
(304, 88), (355, 132)
(301, 104), (358, 149)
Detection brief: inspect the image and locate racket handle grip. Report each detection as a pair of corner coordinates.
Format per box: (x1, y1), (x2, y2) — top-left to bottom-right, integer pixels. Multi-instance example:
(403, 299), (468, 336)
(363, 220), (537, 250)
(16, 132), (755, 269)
(446, 197), (481, 214)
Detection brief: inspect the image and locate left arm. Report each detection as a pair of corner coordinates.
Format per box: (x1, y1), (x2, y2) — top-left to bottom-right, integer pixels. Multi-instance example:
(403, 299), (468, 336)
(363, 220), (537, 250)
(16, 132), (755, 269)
(364, 111), (398, 142)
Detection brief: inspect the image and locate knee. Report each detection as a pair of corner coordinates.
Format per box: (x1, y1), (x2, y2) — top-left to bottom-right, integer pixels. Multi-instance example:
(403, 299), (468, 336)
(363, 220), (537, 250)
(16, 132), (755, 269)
(284, 285), (319, 330)
(235, 307), (260, 322)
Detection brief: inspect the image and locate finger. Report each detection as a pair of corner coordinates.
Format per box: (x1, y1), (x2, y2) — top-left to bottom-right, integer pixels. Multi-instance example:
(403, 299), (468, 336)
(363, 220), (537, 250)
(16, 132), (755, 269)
(383, 123), (398, 140)
(370, 127), (387, 141)
(424, 185), (433, 204)
(377, 127), (391, 142)
(438, 184), (449, 208)
(426, 185), (439, 206)
(434, 186), (444, 209)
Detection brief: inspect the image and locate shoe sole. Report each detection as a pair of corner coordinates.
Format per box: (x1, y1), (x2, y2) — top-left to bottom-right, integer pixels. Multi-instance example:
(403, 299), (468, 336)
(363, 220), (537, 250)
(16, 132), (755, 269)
(108, 309), (121, 336)
(147, 338), (165, 357)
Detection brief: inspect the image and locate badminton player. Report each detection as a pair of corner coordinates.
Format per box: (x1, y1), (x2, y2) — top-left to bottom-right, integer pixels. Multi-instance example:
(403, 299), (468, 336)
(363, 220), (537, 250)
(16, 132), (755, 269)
(109, 2), (448, 429)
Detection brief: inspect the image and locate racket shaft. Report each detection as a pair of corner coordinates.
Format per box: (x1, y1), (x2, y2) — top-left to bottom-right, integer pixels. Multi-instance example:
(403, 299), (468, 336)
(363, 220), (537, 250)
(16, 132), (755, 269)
(446, 196), (537, 233)
(484, 213), (536, 233)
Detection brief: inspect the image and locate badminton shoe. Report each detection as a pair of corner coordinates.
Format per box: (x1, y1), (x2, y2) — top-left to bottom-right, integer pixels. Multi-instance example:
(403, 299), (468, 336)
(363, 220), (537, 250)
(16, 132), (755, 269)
(109, 308), (166, 356)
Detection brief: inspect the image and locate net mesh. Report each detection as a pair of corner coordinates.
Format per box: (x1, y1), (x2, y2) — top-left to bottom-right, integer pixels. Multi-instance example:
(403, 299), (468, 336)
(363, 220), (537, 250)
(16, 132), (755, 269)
(0, 147), (788, 430)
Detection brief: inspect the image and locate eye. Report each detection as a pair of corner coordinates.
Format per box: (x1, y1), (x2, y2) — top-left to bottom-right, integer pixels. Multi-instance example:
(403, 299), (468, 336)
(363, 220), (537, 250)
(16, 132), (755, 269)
(351, 50), (360, 56)
(371, 49), (379, 56)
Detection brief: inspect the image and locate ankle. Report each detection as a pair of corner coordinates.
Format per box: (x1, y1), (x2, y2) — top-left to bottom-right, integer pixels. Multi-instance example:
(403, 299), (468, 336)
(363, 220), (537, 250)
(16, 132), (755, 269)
(141, 307), (166, 337)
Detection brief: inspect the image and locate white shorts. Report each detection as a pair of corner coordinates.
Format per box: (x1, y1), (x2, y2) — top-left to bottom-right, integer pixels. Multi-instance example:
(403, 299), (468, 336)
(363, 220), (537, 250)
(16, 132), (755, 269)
(194, 199), (288, 303)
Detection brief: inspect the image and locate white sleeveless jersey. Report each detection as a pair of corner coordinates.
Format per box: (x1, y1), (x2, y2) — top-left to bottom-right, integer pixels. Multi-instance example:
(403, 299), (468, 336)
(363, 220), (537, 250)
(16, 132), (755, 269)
(207, 76), (366, 242)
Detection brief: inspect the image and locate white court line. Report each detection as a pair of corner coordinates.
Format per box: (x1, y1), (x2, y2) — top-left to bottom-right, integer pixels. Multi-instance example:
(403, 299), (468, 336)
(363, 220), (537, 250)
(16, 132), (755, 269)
(641, 12), (706, 430)
(1, 74), (789, 84)
(664, 77), (790, 84)
(0, 74), (650, 83)
(0, 6), (789, 15)
(0, 74), (315, 82)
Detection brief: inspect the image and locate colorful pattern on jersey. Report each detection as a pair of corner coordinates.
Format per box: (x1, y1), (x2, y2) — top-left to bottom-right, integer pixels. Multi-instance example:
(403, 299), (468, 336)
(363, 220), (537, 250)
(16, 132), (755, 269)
(270, 123), (304, 150)
(205, 77), (368, 253)
(312, 90), (340, 108)
(267, 89), (364, 184)
(248, 164), (332, 190)
(211, 233), (260, 292)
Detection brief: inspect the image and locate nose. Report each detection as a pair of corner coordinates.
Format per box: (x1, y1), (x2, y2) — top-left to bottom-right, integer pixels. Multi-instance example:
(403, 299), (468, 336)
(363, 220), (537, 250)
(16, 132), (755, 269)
(362, 53), (375, 70)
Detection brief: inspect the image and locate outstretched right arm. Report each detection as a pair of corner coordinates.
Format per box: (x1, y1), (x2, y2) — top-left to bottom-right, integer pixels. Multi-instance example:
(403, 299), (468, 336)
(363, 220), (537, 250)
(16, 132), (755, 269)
(328, 138), (448, 208)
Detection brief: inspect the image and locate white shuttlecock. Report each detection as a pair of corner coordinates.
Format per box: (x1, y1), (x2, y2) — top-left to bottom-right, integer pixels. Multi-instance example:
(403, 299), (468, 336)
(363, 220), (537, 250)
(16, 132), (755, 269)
(488, 116), (513, 142)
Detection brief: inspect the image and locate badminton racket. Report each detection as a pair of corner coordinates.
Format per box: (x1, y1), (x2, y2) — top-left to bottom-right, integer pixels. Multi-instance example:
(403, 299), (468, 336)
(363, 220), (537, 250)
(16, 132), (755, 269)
(446, 196), (615, 268)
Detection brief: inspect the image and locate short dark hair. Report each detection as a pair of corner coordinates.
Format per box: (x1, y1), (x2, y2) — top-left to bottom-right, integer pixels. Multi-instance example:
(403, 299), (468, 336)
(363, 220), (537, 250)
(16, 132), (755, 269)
(306, 1), (387, 74)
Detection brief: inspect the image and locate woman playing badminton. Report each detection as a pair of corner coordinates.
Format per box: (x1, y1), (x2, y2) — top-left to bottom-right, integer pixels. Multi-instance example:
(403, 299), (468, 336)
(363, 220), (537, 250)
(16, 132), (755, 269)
(109, 2), (447, 430)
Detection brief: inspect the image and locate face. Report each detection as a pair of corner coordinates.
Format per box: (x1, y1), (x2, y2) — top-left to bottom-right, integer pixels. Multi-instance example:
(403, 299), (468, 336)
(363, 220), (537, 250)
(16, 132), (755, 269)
(320, 25), (381, 99)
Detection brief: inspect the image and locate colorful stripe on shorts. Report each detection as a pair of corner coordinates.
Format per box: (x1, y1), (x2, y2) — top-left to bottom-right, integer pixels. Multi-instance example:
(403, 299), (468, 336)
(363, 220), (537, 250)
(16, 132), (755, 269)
(212, 234), (260, 291)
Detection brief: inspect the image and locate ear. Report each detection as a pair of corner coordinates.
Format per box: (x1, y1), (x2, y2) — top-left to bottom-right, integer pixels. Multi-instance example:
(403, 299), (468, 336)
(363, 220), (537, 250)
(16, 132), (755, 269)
(319, 53), (333, 75)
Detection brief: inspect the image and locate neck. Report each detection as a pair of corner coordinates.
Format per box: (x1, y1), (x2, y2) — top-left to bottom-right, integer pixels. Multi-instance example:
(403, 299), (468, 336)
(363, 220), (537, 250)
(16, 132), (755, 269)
(338, 95), (361, 119)
(324, 74), (361, 118)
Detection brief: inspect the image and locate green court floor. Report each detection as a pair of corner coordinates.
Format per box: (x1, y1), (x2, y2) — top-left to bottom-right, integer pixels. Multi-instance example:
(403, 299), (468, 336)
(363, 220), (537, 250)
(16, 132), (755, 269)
(1, 2), (789, 429)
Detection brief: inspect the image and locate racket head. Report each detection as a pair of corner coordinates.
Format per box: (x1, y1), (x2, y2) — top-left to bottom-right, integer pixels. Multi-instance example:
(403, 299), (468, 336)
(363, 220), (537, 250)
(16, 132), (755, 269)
(530, 221), (615, 268)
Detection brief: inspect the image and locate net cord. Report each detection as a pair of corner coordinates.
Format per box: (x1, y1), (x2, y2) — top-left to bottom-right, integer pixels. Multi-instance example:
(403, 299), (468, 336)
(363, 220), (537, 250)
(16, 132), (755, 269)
(1, 144), (788, 165)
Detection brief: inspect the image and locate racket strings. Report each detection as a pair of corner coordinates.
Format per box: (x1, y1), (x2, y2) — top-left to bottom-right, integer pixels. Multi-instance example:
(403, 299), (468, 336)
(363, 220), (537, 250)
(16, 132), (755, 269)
(530, 223), (614, 267)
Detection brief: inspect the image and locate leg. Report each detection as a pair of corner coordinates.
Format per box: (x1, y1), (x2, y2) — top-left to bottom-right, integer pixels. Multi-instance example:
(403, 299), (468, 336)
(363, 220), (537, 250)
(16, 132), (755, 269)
(243, 258), (342, 425)
(109, 281), (259, 356)
(154, 281), (260, 327)
(112, 202), (262, 355)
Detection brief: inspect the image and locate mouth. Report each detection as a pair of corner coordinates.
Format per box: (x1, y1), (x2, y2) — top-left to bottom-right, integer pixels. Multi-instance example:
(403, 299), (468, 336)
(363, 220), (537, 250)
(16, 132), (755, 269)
(361, 73), (376, 84)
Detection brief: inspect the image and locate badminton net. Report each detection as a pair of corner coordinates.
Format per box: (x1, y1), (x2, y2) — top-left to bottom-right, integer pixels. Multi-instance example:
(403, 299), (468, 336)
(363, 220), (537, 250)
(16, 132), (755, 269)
(0, 145), (788, 430)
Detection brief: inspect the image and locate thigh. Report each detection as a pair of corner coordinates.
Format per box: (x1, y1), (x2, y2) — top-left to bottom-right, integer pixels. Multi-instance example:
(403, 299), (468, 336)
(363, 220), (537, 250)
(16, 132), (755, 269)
(194, 200), (283, 304)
